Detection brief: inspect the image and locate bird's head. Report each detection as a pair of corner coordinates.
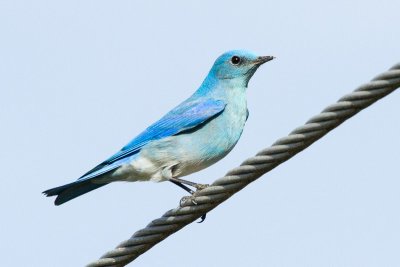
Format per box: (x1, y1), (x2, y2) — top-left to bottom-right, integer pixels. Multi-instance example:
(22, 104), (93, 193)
(209, 50), (274, 86)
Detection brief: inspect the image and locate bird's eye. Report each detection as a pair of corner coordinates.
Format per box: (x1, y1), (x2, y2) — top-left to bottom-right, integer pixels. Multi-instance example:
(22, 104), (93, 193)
(230, 56), (241, 65)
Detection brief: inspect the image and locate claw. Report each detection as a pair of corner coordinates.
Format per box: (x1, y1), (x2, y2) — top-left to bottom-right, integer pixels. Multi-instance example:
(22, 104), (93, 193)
(197, 213), (207, 223)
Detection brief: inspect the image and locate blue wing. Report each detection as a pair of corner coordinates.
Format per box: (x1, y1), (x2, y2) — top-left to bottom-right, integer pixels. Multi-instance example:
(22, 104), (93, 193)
(78, 98), (226, 180)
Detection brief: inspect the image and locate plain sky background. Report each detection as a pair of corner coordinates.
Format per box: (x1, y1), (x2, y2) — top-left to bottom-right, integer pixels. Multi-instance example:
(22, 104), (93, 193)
(1, 1), (399, 266)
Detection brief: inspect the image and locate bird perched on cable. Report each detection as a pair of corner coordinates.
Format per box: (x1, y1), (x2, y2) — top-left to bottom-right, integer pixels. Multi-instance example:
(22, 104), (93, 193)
(43, 50), (274, 206)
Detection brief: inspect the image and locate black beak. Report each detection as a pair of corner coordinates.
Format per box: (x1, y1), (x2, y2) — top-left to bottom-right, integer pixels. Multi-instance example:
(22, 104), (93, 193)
(254, 56), (274, 65)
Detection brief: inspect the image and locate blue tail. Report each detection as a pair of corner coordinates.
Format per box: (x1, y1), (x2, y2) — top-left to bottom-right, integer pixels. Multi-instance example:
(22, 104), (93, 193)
(43, 179), (109, 206)
(44, 146), (138, 205)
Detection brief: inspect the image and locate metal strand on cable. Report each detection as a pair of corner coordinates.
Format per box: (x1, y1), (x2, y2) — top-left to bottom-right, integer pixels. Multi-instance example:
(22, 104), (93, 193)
(87, 63), (400, 267)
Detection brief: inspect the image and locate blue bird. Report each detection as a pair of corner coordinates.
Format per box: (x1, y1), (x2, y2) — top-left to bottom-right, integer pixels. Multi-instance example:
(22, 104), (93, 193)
(43, 50), (274, 206)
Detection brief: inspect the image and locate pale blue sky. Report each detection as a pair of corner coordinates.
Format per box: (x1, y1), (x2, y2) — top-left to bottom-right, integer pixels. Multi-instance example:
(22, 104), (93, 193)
(1, 1), (399, 266)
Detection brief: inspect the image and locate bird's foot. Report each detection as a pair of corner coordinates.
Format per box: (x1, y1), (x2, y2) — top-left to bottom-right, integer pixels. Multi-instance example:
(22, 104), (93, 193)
(179, 196), (207, 223)
(178, 183), (208, 205)
(180, 195), (197, 206)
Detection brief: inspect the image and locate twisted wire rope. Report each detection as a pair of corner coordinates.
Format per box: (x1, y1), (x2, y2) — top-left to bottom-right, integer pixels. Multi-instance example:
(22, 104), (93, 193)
(87, 63), (400, 267)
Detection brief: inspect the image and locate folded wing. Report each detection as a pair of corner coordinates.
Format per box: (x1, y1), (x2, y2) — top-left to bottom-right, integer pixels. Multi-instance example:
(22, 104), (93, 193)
(78, 98), (226, 181)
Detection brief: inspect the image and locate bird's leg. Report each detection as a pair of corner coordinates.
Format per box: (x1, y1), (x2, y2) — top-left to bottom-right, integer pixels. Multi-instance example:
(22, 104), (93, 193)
(168, 177), (209, 191)
(169, 180), (194, 194)
(163, 166), (208, 192)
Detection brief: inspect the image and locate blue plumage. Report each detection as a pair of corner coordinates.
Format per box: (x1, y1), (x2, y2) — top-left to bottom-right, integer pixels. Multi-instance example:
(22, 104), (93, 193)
(43, 50), (273, 205)
(107, 99), (226, 165)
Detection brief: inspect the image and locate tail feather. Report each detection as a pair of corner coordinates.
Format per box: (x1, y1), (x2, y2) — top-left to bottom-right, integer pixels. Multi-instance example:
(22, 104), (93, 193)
(43, 180), (109, 206)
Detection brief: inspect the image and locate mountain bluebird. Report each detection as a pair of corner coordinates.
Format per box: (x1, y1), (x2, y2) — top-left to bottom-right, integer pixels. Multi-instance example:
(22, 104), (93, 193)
(44, 50), (274, 206)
